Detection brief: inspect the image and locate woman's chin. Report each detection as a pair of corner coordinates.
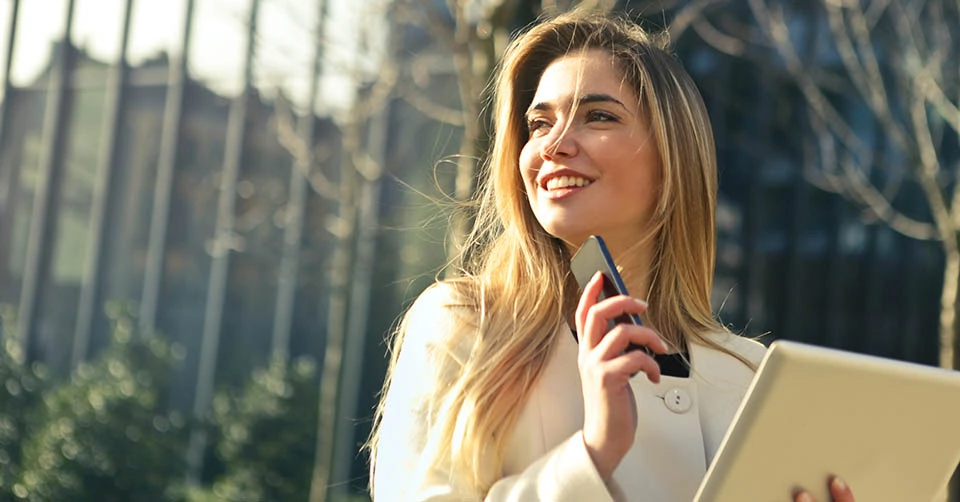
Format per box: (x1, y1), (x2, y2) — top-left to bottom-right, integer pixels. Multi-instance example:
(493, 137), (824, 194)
(541, 227), (590, 251)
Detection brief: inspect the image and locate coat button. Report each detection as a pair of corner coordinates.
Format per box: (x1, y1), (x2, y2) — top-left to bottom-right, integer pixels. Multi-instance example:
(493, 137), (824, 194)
(663, 387), (691, 413)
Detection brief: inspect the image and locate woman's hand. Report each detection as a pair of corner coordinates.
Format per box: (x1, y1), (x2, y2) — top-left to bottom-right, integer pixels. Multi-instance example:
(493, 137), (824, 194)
(794, 477), (855, 502)
(575, 272), (667, 481)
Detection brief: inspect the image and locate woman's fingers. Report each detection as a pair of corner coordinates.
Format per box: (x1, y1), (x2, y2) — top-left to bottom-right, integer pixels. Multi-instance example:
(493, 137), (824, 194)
(829, 477), (854, 502)
(793, 477), (855, 502)
(593, 323), (667, 359)
(574, 273), (665, 383)
(600, 347), (663, 384)
(579, 292), (654, 351)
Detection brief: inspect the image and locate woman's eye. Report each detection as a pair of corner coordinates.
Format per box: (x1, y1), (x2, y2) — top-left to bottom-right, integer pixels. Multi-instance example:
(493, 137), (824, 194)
(526, 118), (551, 135)
(587, 110), (617, 123)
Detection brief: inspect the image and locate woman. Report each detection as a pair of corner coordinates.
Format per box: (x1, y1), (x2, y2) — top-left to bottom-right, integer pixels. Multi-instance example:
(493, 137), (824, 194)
(368, 11), (855, 502)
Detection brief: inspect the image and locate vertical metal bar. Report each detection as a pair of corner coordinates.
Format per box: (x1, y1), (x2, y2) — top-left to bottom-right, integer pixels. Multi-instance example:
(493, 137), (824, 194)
(781, 5), (819, 343)
(737, 0), (772, 334)
(739, 174), (759, 330)
(862, 224), (883, 353)
(825, 195), (845, 348)
(882, 231), (925, 360)
(0, 0), (21, 298)
(186, 0), (260, 483)
(72, 0), (135, 369)
(140, 0), (195, 335)
(900, 238), (924, 361)
(271, 0), (326, 360)
(695, 39), (739, 327)
(782, 171), (808, 341)
(738, 81), (766, 335)
(17, 0), (76, 360)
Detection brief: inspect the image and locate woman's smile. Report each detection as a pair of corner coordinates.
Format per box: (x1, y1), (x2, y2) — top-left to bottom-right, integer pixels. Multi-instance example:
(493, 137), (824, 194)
(538, 168), (595, 199)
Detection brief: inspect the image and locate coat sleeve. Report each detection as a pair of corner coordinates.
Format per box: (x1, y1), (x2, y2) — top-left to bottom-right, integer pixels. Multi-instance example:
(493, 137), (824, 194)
(371, 283), (614, 502)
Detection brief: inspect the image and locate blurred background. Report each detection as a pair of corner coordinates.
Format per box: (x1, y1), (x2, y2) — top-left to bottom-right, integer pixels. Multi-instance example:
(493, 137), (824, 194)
(0, 0), (957, 500)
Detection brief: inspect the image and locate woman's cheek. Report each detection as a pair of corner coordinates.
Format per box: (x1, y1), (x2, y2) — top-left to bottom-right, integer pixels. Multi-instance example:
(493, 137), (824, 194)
(518, 152), (538, 189)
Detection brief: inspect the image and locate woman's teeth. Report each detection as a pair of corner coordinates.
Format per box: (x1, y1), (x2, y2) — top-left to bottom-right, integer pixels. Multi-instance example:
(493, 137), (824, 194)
(545, 176), (591, 190)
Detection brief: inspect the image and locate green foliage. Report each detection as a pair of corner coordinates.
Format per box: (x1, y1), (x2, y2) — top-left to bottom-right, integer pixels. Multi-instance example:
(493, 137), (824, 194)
(196, 355), (319, 502)
(0, 305), (49, 500)
(1, 300), (323, 501)
(13, 312), (188, 502)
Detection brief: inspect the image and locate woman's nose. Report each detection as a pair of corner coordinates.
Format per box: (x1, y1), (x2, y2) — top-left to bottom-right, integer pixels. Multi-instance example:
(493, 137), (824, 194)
(539, 127), (578, 160)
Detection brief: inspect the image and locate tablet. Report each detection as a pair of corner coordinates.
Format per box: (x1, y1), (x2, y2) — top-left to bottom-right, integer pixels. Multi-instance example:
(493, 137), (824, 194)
(693, 340), (960, 502)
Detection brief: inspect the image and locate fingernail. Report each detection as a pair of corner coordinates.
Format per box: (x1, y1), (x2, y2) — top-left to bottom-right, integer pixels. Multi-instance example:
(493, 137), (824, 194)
(831, 476), (847, 491)
(796, 492), (814, 502)
(634, 298), (647, 307)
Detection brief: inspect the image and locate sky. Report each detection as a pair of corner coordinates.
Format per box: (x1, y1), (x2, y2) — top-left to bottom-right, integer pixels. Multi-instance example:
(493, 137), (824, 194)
(0, 0), (384, 115)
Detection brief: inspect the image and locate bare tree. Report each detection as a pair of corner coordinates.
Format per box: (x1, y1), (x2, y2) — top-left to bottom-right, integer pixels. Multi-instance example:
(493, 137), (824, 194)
(264, 0), (480, 497)
(301, 0), (516, 496)
(295, 5), (400, 500)
(261, 2), (397, 500)
(390, 0), (525, 260)
(739, 0), (959, 371)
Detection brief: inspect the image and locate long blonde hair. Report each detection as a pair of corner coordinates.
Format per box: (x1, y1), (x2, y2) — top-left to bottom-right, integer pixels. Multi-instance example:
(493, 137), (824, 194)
(369, 10), (747, 496)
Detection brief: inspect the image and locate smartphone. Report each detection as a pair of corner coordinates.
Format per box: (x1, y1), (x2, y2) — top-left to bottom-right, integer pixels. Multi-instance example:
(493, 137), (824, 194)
(569, 235), (651, 355)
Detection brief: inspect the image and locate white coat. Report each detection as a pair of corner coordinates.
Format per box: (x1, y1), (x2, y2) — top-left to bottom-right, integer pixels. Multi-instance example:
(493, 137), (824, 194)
(373, 283), (767, 501)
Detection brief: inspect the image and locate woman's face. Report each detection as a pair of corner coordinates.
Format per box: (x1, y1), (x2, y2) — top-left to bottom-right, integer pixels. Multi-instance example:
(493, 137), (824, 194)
(519, 50), (661, 253)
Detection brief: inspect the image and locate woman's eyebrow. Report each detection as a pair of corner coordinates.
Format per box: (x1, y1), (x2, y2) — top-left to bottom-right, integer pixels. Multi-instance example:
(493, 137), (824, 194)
(526, 101), (552, 115)
(578, 93), (627, 110)
(526, 93), (628, 116)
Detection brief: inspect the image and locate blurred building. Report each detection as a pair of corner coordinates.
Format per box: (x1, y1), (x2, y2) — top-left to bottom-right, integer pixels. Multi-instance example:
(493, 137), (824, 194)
(0, 0), (340, 418)
(675, 1), (948, 363)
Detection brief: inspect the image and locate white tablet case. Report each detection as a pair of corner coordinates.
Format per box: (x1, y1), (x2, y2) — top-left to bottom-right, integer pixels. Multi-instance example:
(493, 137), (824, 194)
(694, 340), (960, 502)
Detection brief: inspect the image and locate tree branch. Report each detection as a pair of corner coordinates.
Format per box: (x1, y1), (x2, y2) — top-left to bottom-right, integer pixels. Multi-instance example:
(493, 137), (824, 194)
(692, 15), (747, 56)
(803, 108), (939, 240)
(838, 152), (939, 240)
(351, 150), (384, 182)
(409, 0), (456, 49)
(668, 0), (726, 41)
(824, 2), (910, 151)
(749, 0), (869, 159)
(273, 95), (340, 201)
(908, 79), (955, 247)
(914, 67), (960, 137)
(396, 79), (466, 126)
